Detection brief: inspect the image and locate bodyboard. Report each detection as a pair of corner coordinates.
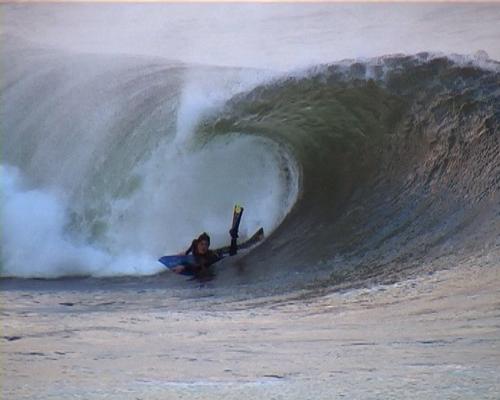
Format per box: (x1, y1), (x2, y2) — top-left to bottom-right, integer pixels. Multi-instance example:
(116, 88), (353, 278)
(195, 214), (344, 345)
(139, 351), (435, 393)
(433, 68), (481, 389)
(158, 255), (196, 276)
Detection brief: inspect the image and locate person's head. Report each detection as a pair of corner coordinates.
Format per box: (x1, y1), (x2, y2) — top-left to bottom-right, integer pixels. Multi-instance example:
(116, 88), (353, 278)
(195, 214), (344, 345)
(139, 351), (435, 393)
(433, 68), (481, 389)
(195, 232), (210, 255)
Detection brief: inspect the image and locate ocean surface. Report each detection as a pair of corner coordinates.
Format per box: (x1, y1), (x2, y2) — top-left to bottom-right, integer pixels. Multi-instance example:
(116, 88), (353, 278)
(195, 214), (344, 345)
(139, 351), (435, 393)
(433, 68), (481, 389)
(1, 3), (499, 293)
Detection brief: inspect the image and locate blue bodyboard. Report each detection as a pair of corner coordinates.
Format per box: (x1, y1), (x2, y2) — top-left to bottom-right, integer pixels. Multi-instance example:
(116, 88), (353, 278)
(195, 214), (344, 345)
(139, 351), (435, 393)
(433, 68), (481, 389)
(158, 255), (197, 276)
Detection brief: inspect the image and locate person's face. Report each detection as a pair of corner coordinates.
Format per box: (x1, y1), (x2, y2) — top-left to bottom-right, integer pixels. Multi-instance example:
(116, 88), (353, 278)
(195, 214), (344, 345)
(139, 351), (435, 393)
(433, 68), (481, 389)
(196, 240), (209, 255)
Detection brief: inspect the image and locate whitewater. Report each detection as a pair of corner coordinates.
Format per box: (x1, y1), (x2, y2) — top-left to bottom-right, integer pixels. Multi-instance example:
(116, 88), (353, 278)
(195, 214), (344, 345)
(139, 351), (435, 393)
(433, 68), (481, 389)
(1, 3), (500, 399)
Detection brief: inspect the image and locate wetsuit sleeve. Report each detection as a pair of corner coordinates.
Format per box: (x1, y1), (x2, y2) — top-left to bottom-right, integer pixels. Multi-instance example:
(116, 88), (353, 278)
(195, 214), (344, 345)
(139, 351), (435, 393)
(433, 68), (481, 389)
(206, 251), (222, 267)
(229, 228), (238, 256)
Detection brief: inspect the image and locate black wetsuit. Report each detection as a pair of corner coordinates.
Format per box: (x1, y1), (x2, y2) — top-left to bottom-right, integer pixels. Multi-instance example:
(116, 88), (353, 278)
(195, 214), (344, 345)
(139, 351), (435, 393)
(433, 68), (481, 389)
(184, 240), (222, 278)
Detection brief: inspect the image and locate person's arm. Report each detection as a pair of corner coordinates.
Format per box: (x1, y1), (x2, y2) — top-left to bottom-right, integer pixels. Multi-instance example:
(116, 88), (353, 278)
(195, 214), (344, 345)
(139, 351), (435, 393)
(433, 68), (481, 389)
(229, 228), (238, 256)
(171, 265), (185, 274)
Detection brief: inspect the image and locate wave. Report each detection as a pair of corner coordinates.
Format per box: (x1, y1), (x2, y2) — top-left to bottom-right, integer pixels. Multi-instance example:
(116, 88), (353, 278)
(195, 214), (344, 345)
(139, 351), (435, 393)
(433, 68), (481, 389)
(2, 46), (499, 288)
(197, 53), (500, 287)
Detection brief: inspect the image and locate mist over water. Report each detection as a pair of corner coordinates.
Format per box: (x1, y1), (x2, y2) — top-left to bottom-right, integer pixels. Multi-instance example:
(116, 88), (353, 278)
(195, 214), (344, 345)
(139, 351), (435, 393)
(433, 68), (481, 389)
(1, 3), (499, 284)
(3, 3), (500, 69)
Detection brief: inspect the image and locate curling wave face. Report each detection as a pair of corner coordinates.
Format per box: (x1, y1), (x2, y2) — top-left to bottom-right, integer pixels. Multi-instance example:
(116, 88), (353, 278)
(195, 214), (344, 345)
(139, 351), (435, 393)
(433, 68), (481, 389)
(2, 47), (499, 289)
(198, 54), (500, 288)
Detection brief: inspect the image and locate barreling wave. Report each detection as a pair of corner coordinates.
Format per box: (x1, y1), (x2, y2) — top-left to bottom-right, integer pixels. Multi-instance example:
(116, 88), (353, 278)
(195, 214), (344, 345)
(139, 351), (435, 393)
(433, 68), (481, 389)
(2, 43), (499, 289)
(197, 53), (500, 289)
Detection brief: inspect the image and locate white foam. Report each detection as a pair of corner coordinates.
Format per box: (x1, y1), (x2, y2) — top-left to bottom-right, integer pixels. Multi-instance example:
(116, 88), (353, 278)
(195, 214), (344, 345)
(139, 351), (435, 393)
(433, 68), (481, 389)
(1, 165), (160, 278)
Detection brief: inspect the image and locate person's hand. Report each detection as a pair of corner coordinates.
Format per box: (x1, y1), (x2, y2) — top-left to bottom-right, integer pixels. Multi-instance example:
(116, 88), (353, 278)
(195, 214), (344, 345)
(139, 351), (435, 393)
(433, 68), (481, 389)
(172, 265), (184, 274)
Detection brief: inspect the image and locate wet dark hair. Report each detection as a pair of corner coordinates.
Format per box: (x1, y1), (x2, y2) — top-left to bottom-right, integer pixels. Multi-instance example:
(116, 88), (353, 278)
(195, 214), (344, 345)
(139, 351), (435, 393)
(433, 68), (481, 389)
(197, 232), (210, 246)
(185, 232), (211, 255)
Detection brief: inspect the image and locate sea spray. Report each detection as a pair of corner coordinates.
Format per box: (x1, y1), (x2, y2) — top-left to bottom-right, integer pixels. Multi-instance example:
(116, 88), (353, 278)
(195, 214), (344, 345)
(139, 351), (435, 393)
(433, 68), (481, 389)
(107, 134), (298, 258)
(1, 53), (298, 278)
